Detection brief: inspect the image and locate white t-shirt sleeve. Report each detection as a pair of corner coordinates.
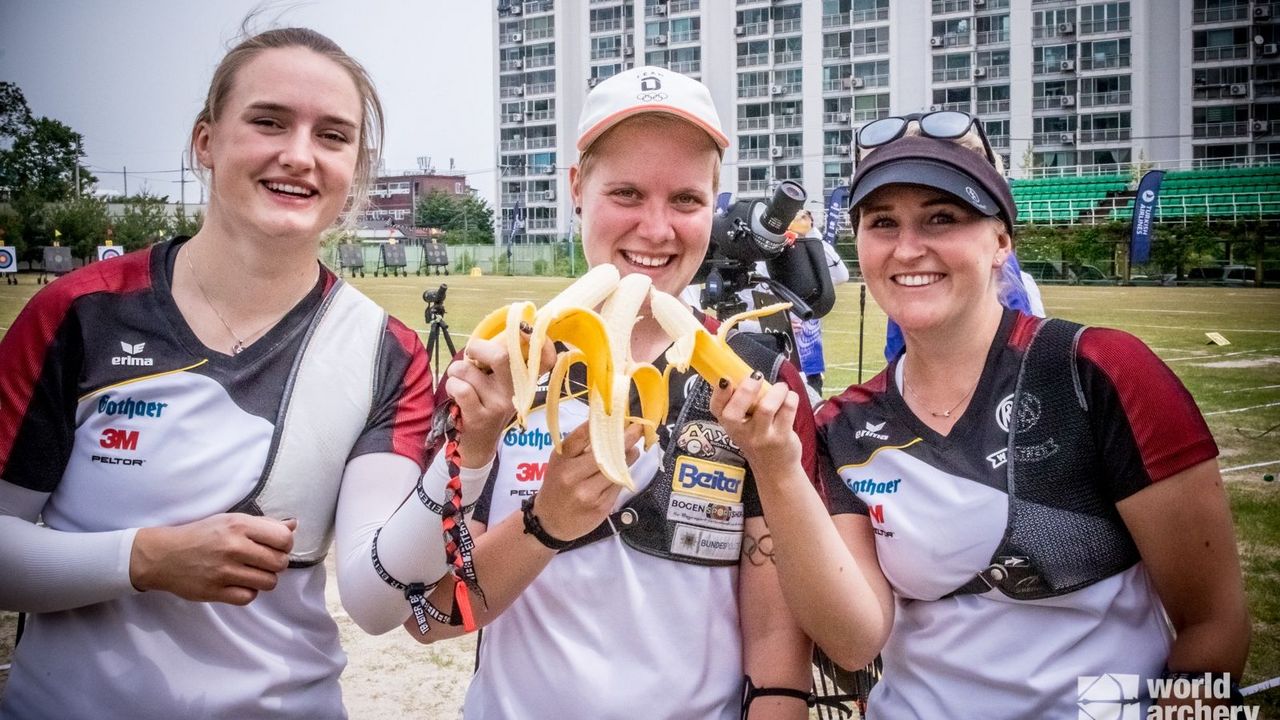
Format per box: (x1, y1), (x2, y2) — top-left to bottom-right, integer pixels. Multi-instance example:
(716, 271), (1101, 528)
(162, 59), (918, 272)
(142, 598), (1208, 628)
(1020, 272), (1047, 317)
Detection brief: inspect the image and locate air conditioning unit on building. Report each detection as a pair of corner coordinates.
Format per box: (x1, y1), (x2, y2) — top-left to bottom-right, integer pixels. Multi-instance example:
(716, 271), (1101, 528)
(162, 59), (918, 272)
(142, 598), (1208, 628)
(1254, 5), (1271, 19)
(510, 32), (523, 42)
(509, 3), (522, 14)
(837, 112), (851, 123)
(1060, 95), (1076, 107)
(1252, 120), (1270, 133)
(974, 0), (986, 6)
(1264, 43), (1279, 56)
(543, 190), (556, 201)
(623, 46), (635, 56)
(514, 86), (525, 96)
(770, 146), (784, 158)
(513, 59), (524, 69)
(929, 36), (944, 47)
(735, 26), (746, 35)
(1060, 132), (1075, 144)
(929, 104), (943, 111)
(506, 113), (524, 123)
(1058, 22), (1075, 34)
(851, 77), (866, 88)
(588, 77), (600, 88)
(654, 34), (668, 45)
(1060, 59), (1076, 71)
(1230, 83), (1249, 96)
(771, 84), (784, 94)
(545, 165), (558, 174)
(973, 67), (987, 78)
(655, 4), (667, 15)
(836, 144), (850, 154)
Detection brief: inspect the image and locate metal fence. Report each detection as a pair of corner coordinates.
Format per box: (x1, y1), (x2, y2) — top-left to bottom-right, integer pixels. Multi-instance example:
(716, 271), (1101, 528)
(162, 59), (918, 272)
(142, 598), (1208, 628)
(320, 242), (584, 277)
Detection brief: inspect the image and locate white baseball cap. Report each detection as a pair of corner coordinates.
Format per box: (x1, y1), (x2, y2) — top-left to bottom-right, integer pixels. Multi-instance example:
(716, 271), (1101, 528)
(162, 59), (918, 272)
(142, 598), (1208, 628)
(576, 65), (729, 153)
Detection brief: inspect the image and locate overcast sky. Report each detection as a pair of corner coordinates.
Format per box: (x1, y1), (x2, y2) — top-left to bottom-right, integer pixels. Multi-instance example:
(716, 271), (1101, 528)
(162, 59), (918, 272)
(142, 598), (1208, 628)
(0, 0), (496, 204)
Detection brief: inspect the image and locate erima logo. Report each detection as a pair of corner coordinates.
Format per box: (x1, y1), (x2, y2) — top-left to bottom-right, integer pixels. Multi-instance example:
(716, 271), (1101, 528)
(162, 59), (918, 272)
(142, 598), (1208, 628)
(112, 340), (154, 366)
(965, 186), (986, 210)
(855, 420), (889, 441)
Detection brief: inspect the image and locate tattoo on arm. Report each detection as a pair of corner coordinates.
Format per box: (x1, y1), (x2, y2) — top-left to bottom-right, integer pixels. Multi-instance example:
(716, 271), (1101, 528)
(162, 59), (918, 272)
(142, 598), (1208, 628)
(742, 532), (776, 566)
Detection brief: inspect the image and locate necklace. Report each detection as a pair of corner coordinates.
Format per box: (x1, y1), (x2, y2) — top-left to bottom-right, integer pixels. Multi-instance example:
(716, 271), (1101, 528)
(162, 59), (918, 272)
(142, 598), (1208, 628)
(183, 244), (279, 355)
(903, 364), (980, 419)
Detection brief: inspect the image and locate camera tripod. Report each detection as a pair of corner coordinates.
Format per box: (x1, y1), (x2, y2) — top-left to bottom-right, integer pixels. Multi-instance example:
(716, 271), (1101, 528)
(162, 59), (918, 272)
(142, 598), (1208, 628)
(423, 288), (456, 383)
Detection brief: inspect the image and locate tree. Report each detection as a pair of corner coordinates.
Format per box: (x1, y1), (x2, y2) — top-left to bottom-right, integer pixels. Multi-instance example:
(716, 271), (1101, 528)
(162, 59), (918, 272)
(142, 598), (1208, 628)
(48, 195), (111, 259)
(415, 190), (496, 245)
(1, 117), (97, 201)
(171, 208), (204, 237)
(113, 192), (171, 251)
(0, 82), (33, 140)
(1150, 218), (1219, 278)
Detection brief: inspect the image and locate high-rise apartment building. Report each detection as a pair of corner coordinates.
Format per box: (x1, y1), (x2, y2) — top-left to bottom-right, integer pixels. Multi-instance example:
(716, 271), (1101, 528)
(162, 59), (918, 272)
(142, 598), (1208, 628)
(493, 0), (1278, 243)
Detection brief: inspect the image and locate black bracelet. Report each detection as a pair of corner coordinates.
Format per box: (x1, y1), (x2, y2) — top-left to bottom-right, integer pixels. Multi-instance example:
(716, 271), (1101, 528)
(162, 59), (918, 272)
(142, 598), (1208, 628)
(521, 495), (573, 551)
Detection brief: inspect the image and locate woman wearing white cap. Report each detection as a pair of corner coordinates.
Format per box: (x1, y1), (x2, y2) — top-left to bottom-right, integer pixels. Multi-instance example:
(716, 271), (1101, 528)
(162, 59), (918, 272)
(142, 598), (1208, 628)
(404, 67), (819, 719)
(712, 114), (1249, 718)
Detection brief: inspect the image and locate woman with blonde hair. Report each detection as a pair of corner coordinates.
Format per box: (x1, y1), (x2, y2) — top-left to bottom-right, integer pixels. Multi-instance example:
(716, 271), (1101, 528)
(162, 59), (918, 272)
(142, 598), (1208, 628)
(0, 26), (461, 718)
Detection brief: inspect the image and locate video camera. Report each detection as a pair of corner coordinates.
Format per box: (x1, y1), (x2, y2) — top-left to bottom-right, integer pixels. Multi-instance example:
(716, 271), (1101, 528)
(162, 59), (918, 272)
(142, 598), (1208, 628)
(695, 181), (836, 322)
(423, 284), (448, 322)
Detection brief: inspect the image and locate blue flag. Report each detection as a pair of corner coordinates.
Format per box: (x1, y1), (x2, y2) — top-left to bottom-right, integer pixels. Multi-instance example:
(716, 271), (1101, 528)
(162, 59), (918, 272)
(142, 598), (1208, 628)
(822, 186), (848, 247)
(1130, 170), (1164, 264)
(715, 191), (733, 215)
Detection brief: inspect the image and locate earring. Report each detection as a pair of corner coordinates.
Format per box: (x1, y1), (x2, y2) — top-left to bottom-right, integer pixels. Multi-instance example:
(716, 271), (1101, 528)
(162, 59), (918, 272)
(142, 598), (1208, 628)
(574, 206), (582, 215)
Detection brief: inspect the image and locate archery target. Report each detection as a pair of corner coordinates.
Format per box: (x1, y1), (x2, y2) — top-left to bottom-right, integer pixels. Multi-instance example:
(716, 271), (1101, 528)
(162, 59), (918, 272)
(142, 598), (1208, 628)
(98, 245), (124, 262)
(0, 246), (15, 273)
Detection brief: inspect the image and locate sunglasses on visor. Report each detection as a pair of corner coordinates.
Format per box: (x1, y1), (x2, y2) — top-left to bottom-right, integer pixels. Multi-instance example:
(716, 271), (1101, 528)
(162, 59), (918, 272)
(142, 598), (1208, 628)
(856, 111), (997, 166)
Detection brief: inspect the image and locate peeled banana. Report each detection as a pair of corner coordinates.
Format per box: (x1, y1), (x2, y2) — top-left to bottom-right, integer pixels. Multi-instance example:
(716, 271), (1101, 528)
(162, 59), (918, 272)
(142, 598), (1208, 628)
(465, 265), (787, 490)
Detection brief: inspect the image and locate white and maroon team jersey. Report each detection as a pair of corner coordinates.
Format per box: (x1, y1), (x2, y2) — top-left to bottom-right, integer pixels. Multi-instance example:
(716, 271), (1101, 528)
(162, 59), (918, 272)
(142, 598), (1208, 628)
(462, 321), (818, 720)
(817, 310), (1218, 720)
(0, 239), (432, 719)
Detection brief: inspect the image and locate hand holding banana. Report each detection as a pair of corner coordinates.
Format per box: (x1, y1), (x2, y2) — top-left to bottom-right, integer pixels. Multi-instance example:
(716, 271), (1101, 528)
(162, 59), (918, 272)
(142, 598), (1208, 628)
(466, 264), (790, 491)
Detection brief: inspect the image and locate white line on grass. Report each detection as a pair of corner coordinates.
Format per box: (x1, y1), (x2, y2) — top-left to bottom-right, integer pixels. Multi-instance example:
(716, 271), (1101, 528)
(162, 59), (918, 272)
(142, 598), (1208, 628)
(1204, 401), (1280, 416)
(1165, 347), (1280, 363)
(1222, 384), (1280, 394)
(1221, 459), (1280, 474)
(1124, 324), (1280, 334)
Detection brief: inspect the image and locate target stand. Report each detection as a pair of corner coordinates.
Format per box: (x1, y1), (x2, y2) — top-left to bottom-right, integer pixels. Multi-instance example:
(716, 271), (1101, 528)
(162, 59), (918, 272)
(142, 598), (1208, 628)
(0, 246), (17, 284)
(38, 246), (74, 285)
(97, 245), (125, 263)
(376, 243), (408, 277)
(416, 243), (450, 276)
(338, 244), (365, 278)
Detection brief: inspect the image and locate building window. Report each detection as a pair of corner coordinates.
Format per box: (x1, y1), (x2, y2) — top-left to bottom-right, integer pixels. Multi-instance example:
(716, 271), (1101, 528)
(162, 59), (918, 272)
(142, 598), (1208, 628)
(1080, 38), (1130, 70)
(1081, 75), (1131, 106)
(852, 26), (889, 56)
(932, 52), (971, 82)
(1033, 44), (1077, 74)
(1193, 27), (1249, 62)
(1079, 2), (1130, 34)
(930, 18), (972, 47)
(975, 14), (1010, 44)
(1192, 104), (1250, 138)
(852, 93), (890, 121)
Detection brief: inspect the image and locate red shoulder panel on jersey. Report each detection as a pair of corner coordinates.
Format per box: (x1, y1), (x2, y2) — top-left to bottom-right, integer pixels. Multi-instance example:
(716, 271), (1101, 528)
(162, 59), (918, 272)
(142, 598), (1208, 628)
(816, 369), (889, 429)
(385, 315), (434, 468)
(0, 248), (154, 475)
(1077, 327), (1218, 483)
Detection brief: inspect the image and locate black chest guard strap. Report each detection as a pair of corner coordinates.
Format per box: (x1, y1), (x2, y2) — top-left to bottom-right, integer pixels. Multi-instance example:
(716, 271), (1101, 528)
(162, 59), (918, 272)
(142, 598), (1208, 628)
(560, 332), (785, 565)
(950, 318), (1140, 600)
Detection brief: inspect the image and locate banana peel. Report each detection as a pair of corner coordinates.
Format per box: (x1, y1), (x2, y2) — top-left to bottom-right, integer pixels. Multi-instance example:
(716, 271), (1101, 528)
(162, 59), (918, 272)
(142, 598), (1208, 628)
(461, 265), (783, 491)
(647, 289), (791, 398)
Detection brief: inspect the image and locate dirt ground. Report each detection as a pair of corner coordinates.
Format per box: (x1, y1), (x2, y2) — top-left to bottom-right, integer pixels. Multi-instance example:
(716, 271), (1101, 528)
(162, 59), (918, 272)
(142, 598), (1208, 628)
(0, 555), (477, 718)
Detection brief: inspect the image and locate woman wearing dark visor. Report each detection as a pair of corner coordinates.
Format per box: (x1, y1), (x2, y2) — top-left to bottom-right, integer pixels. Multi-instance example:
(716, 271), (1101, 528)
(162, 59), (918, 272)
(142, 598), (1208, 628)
(712, 112), (1250, 718)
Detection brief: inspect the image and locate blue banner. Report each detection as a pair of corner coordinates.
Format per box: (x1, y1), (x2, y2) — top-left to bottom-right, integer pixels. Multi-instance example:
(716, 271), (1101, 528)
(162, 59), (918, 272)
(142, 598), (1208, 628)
(822, 186), (849, 246)
(1129, 170), (1164, 264)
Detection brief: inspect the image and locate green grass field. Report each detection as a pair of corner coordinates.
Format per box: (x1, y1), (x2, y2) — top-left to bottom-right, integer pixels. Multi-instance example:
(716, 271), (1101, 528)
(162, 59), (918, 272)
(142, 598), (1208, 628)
(1, 271), (1277, 711)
